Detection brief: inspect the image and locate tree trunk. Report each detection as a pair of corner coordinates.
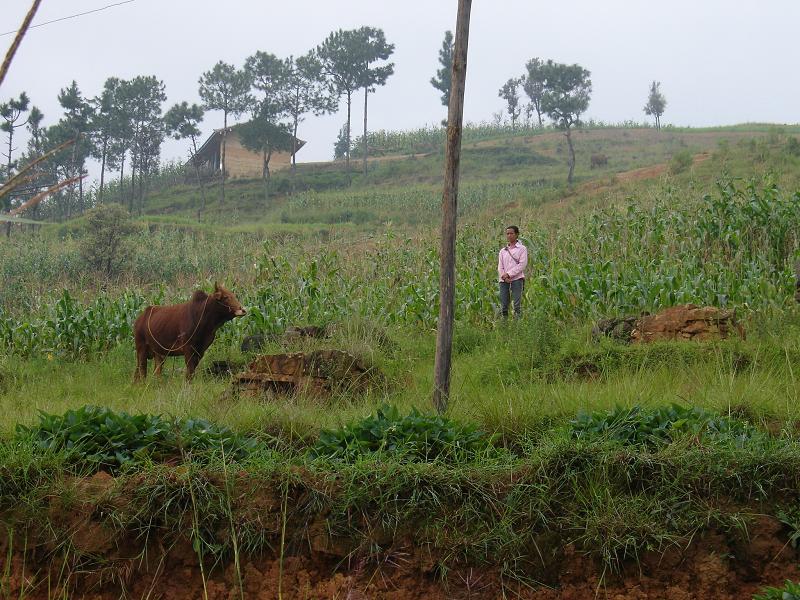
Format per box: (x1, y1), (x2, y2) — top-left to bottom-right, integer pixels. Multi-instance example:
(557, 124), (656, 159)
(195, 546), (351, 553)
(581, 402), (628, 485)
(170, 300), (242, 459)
(291, 113), (299, 195)
(433, 0), (472, 414)
(99, 137), (107, 204)
(566, 127), (576, 185)
(6, 127), (13, 176)
(363, 86), (368, 176)
(129, 161), (136, 213)
(78, 169), (84, 214)
(345, 90), (352, 185)
(119, 151), (125, 205)
(536, 103), (542, 128)
(220, 111), (228, 206)
(262, 148), (273, 204)
(138, 167), (145, 215)
(191, 137), (207, 218)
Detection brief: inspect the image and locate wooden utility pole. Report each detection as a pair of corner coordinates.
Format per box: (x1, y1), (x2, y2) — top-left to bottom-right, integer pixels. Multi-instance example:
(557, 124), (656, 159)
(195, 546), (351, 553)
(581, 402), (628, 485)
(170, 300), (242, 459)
(433, 0), (472, 414)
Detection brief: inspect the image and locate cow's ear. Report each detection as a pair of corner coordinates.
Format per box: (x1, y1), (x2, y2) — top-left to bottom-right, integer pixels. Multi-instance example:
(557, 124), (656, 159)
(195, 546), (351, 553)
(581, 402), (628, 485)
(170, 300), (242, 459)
(214, 281), (220, 293)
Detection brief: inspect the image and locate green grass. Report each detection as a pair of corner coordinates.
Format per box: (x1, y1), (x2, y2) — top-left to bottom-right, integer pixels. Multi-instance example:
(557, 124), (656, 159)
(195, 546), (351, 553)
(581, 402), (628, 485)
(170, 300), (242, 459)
(3, 125), (800, 595)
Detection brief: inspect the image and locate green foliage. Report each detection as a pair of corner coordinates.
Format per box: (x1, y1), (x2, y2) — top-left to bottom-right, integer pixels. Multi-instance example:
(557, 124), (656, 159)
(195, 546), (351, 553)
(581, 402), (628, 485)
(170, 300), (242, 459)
(669, 149), (693, 174)
(571, 404), (756, 448)
(79, 203), (137, 276)
(776, 505), (800, 549)
(15, 406), (257, 473)
(430, 30), (454, 108)
(540, 60), (592, 130)
(786, 136), (800, 157)
(753, 580), (800, 600)
(311, 405), (491, 461)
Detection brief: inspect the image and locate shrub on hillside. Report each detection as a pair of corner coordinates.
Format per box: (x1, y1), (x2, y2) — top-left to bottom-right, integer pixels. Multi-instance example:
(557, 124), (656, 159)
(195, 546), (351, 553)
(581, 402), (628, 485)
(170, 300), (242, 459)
(311, 405), (492, 462)
(79, 204), (137, 277)
(753, 580), (800, 600)
(786, 136), (800, 157)
(669, 150), (693, 174)
(16, 406), (257, 473)
(571, 404), (755, 448)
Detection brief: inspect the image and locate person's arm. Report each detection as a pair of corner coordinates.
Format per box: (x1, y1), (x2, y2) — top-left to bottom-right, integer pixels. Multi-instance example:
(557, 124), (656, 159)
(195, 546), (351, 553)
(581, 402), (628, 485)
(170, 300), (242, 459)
(498, 250), (506, 280)
(506, 246), (528, 278)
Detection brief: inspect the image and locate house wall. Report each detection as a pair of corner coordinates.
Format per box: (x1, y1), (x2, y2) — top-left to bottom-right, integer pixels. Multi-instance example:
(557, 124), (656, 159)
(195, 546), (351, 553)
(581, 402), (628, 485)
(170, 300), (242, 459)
(223, 134), (295, 179)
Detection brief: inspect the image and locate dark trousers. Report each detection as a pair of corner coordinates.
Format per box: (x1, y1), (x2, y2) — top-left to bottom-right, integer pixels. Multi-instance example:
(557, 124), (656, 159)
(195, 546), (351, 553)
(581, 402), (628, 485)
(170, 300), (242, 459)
(499, 279), (524, 318)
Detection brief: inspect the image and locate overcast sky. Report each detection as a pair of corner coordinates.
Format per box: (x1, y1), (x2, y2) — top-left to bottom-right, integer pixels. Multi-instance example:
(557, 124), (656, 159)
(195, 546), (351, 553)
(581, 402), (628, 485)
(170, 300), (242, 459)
(4, 0), (800, 171)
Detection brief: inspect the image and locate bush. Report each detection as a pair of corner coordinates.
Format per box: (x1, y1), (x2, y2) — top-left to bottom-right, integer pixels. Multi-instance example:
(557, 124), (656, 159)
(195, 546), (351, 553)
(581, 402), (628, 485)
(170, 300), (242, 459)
(79, 204), (137, 277)
(16, 406), (258, 473)
(668, 150), (693, 174)
(311, 405), (492, 462)
(787, 136), (800, 157)
(753, 580), (800, 600)
(570, 404), (756, 448)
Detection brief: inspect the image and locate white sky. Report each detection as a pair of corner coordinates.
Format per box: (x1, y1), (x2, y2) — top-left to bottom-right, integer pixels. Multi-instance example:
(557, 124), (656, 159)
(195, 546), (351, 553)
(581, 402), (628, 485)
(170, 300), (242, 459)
(3, 0), (800, 171)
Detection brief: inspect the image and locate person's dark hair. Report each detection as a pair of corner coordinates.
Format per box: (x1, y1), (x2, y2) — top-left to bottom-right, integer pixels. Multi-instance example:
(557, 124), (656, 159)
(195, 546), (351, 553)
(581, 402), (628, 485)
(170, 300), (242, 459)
(506, 225), (519, 235)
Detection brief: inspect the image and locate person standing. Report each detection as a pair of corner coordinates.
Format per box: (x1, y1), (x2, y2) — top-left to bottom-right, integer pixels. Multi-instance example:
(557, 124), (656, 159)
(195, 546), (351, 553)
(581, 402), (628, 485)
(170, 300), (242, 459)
(498, 225), (527, 318)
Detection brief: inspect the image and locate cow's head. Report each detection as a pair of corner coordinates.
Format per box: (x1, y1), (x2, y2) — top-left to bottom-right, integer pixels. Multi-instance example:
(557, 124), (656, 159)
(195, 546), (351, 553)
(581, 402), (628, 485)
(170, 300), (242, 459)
(212, 282), (246, 317)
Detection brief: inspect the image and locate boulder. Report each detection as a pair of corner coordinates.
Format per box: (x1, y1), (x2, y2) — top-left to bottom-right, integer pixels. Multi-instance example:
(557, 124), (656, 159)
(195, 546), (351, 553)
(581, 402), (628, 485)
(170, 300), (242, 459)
(631, 304), (744, 343)
(233, 349), (373, 397)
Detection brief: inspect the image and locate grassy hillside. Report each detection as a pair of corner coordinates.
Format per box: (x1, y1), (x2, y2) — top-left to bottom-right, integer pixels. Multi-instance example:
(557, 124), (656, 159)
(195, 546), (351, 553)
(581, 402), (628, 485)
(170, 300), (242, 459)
(4, 124), (800, 598)
(135, 125), (800, 227)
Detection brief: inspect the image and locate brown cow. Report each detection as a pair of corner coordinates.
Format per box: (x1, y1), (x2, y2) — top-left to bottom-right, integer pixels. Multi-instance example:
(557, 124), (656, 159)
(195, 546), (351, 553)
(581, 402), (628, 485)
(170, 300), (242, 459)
(133, 282), (246, 381)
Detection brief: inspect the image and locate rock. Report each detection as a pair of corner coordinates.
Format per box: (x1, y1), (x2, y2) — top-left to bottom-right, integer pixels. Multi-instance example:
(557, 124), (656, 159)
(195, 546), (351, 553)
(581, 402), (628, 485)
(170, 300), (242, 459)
(232, 349), (374, 398)
(631, 304), (744, 343)
(591, 316), (640, 343)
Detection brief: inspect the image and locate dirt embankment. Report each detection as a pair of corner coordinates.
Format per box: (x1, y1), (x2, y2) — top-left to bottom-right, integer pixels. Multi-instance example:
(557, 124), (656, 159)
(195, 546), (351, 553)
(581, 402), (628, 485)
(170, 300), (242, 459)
(2, 514), (797, 599)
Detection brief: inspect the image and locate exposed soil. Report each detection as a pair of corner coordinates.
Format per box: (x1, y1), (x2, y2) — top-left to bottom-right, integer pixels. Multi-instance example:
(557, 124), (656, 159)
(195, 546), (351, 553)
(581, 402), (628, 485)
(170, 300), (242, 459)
(2, 510), (797, 599)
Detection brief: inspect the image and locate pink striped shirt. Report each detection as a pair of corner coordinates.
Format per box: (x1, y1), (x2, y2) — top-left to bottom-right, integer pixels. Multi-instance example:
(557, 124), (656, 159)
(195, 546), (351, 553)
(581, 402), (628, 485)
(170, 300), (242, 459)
(498, 242), (527, 283)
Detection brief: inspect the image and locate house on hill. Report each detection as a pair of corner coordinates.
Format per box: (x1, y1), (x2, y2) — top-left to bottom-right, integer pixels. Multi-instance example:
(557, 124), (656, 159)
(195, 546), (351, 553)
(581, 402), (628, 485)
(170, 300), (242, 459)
(190, 124), (306, 179)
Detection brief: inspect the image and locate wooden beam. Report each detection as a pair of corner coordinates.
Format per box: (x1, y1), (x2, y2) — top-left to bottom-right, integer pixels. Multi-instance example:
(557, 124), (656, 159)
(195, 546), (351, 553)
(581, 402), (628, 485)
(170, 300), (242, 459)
(433, 0), (472, 414)
(0, 0), (42, 88)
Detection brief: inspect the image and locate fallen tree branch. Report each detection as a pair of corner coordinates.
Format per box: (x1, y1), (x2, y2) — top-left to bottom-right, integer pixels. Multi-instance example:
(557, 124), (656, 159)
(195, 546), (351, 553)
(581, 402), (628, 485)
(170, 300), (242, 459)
(0, 0), (42, 88)
(0, 137), (75, 199)
(8, 174), (84, 217)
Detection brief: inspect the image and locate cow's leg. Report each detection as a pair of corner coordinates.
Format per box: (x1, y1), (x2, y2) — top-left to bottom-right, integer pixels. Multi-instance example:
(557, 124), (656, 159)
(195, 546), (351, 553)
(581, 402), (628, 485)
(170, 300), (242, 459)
(153, 353), (166, 377)
(134, 342), (148, 382)
(184, 349), (201, 380)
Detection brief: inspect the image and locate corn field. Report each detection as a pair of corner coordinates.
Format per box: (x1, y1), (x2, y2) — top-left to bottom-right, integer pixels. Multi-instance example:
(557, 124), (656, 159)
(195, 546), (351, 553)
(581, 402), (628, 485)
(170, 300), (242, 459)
(0, 177), (797, 357)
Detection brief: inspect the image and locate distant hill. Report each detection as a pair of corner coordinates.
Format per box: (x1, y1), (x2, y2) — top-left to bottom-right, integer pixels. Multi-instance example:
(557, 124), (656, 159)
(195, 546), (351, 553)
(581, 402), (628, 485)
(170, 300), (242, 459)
(130, 124), (800, 229)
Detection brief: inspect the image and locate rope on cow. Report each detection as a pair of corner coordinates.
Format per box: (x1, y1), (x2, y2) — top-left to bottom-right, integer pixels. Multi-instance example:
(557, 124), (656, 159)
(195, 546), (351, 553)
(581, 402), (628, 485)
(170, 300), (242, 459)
(146, 294), (210, 354)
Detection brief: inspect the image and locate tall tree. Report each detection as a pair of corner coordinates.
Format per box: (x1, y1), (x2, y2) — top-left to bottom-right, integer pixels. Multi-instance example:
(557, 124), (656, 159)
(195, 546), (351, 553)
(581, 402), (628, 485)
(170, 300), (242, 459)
(126, 76), (165, 214)
(198, 61), (252, 205)
(285, 53), (336, 174)
(430, 30), (454, 115)
(89, 78), (123, 204)
(522, 58), (546, 127)
(164, 101), (207, 214)
(316, 29), (367, 179)
(357, 27), (395, 175)
(243, 51), (292, 202)
(644, 81), (667, 131)
(0, 92), (31, 178)
(540, 61), (592, 185)
(498, 77), (522, 130)
(238, 115), (293, 203)
(107, 79), (135, 204)
(57, 81), (93, 215)
(26, 105), (44, 154)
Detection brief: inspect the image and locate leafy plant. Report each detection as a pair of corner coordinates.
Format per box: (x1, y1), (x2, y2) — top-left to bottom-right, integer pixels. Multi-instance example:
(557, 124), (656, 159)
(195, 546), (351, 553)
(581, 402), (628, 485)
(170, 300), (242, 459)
(669, 149), (693, 174)
(570, 404), (756, 448)
(311, 404), (491, 462)
(15, 406), (258, 473)
(776, 505), (800, 549)
(753, 580), (800, 600)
